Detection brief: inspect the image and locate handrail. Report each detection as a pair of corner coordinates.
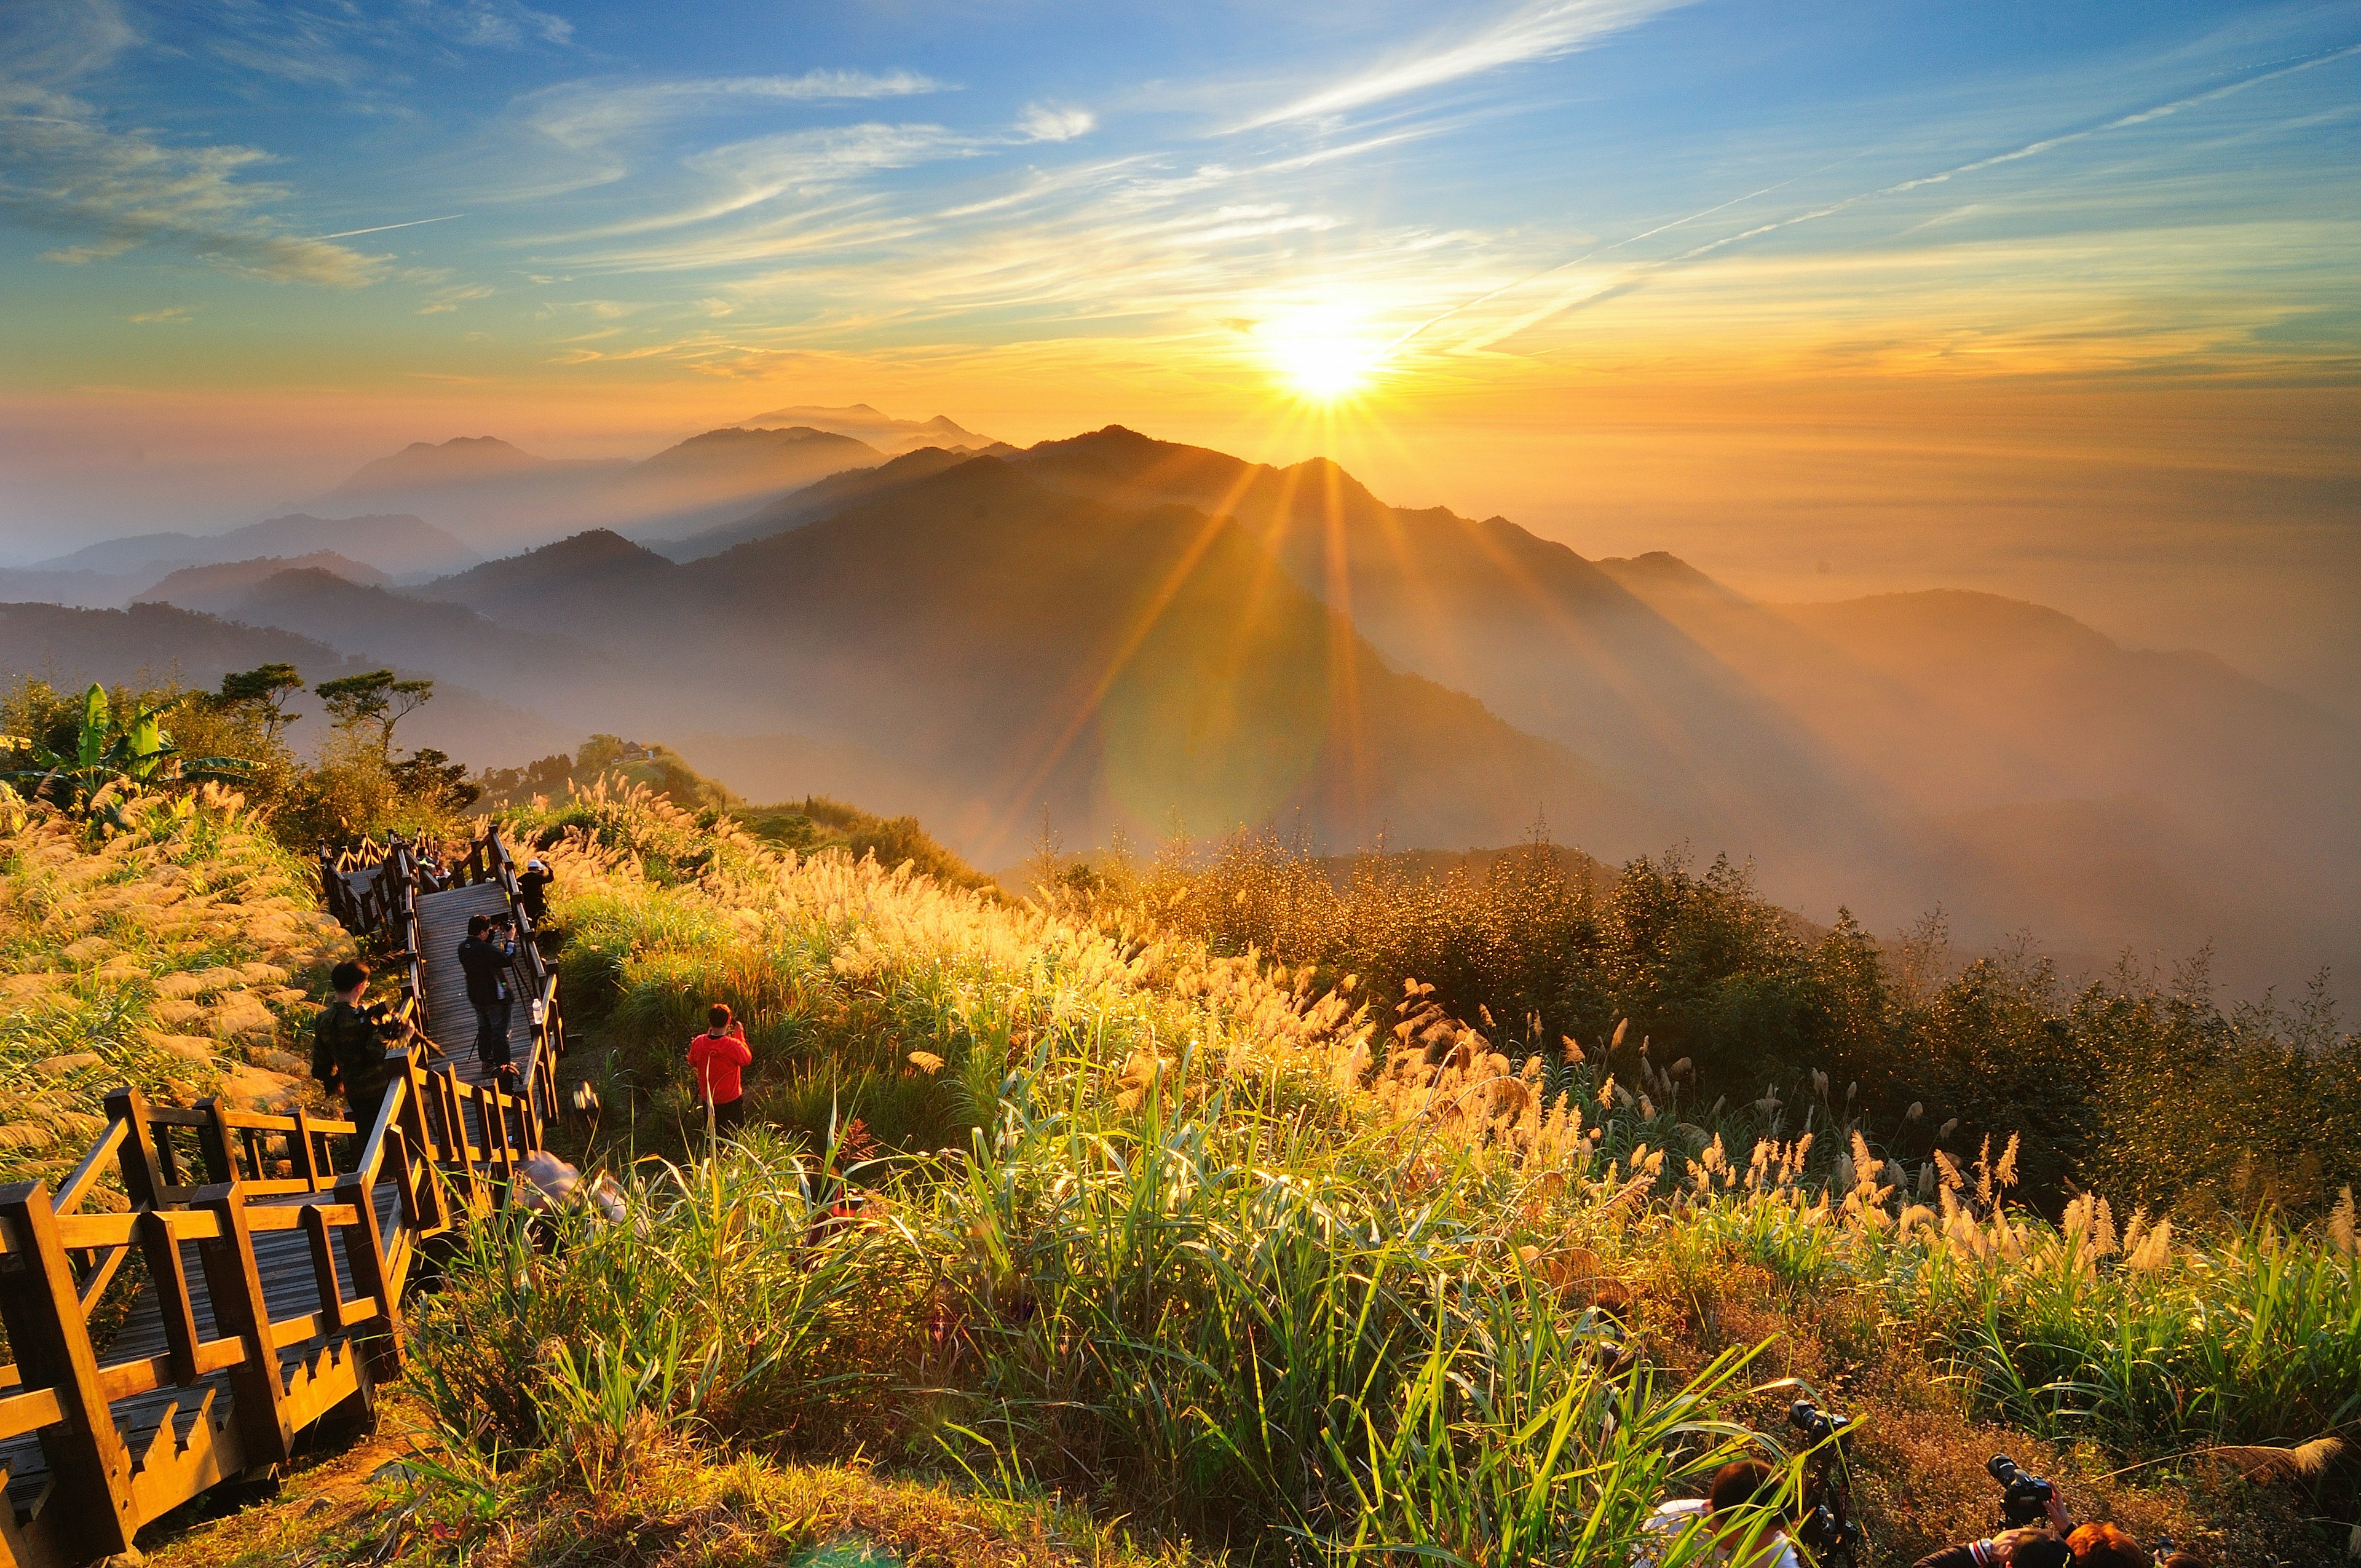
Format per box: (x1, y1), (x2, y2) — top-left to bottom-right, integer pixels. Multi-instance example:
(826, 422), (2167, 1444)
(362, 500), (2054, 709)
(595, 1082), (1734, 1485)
(0, 822), (566, 1568)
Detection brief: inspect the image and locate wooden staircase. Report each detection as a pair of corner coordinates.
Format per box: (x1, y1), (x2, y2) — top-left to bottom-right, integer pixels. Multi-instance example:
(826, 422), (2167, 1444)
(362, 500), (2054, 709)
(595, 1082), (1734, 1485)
(0, 828), (566, 1567)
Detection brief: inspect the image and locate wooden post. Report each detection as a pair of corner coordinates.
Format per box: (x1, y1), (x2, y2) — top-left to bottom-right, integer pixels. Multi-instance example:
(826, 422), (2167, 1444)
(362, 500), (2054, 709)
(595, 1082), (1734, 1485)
(396, 1046), (437, 1159)
(105, 1086), (168, 1211)
(292, 1106), (322, 1191)
(137, 1209), (204, 1387)
(336, 1177), (404, 1380)
(383, 1128), (426, 1232)
(191, 1184), (294, 1468)
(197, 1099), (237, 1185)
(0, 1183), (141, 1558)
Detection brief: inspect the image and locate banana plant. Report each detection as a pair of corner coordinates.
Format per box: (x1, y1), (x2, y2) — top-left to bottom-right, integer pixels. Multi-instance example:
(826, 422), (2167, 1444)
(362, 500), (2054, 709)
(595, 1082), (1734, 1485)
(2, 683), (253, 831)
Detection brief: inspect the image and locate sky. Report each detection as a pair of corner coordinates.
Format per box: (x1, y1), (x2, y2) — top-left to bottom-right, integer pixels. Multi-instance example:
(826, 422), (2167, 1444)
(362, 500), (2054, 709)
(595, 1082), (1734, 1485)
(2, 1), (2357, 705)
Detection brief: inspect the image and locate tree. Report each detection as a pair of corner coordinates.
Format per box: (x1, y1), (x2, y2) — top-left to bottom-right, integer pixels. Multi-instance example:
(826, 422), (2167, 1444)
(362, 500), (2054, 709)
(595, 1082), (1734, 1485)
(389, 747), (481, 810)
(210, 663), (304, 745)
(313, 670), (433, 757)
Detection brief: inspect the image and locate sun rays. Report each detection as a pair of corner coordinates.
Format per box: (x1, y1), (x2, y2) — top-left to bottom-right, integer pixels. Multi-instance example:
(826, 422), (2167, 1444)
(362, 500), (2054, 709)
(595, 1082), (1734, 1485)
(1256, 306), (1393, 405)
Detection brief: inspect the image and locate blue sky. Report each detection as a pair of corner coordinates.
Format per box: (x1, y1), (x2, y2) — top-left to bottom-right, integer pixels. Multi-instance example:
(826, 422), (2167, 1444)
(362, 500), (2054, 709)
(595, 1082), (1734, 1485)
(4, 1), (2354, 387)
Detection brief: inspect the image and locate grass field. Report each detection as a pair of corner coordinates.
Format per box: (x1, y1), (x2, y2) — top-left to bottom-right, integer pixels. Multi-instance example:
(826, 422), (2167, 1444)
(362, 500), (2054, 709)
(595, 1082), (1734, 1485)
(0, 777), (2340, 1564)
(371, 782), (2350, 1567)
(0, 785), (349, 1192)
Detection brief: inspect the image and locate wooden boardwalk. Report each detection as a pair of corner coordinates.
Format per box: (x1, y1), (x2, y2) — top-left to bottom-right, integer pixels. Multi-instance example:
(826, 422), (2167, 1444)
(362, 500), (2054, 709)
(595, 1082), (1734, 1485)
(0, 831), (565, 1567)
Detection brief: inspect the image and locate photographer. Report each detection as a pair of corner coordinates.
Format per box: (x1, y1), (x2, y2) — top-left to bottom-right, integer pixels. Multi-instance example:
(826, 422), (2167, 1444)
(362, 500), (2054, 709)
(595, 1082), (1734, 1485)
(310, 960), (408, 1129)
(1911, 1528), (2070, 1568)
(458, 911), (520, 1089)
(1911, 1454), (2077, 1568)
(1633, 1459), (1801, 1568)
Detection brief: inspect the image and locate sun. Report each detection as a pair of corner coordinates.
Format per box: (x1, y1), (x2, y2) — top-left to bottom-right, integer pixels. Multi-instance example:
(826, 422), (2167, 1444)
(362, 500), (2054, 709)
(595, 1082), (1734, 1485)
(1258, 307), (1388, 402)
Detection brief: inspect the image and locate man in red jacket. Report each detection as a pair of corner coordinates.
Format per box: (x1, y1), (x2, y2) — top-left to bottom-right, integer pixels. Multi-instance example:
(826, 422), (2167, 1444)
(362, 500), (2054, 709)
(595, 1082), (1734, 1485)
(687, 1003), (752, 1136)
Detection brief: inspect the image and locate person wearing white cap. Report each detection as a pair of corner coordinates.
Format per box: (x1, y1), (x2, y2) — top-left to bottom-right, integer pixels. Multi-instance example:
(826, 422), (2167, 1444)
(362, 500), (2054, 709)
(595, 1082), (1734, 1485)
(518, 857), (555, 924)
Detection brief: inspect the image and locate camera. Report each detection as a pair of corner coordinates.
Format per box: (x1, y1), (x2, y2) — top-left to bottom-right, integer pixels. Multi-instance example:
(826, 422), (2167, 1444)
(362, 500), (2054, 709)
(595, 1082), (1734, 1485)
(1787, 1400), (1861, 1562)
(357, 999), (396, 1027)
(1988, 1454), (2054, 1529)
(1789, 1399), (1851, 1445)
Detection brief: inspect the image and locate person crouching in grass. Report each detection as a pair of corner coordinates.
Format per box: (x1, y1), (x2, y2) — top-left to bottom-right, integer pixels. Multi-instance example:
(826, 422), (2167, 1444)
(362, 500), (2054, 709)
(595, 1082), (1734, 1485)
(689, 1003), (752, 1138)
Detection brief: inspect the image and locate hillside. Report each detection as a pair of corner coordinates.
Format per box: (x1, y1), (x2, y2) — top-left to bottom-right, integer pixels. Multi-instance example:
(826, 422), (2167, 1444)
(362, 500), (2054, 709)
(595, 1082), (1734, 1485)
(0, 791), (351, 1186)
(22, 422), (2355, 996)
(411, 528), (674, 632)
(653, 443), (989, 560)
(427, 456), (1675, 863)
(1008, 429), (1895, 853)
(330, 434), (560, 492)
(0, 761), (2347, 1568)
(0, 599), (568, 764)
(35, 512), (475, 579)
(310, 426), (884, 550)
(150, 567), (691, 748)
(140, 551), (390, 601)
(204, 786), (2330, 1567)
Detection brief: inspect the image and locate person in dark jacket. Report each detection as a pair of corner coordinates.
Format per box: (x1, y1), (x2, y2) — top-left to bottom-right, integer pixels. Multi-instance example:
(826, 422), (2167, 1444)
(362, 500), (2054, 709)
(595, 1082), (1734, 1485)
(457, 912), (518, 1087)
(311, 960), (408, 1143)
(517, 858), (555, 925)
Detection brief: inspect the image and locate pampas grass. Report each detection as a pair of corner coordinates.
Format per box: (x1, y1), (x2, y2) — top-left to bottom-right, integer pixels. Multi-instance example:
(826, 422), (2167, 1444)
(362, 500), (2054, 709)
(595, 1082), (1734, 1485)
(0, 784), (349, 1186)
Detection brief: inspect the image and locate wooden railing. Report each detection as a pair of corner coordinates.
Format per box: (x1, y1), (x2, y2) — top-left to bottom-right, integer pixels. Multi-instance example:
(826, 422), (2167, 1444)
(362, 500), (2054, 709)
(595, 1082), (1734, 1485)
(0, 829), (566, 1567)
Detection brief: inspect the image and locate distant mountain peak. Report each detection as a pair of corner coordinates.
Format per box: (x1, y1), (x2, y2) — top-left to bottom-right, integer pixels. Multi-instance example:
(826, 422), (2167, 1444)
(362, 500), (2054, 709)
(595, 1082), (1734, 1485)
(535, 527), (660, 562)
(1597, 550), (1737, 599)
(406, 435), (531, 456)
(737, 402), (994, 453)
(332, 435), (550, 496)
(140, 552), (390, 611)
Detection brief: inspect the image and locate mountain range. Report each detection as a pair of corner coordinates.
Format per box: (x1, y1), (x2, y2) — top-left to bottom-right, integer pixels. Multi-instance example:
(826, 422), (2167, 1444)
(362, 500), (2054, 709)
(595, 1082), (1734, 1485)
(22, 513), (474, 584)
(10, 414), (2354, 997)
(307, 406), (995, 551)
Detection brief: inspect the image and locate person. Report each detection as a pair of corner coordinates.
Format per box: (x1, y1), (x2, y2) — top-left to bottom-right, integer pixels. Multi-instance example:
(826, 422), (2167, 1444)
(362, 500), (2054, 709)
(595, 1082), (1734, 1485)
(1634, 1459), (1801, 1568)
(310, 959), (408, 1136)
(457, 911), (518, 1088)
(687, 1003), (752, 1136)
(1913, 1479), (2074, 1568)
(2063, 1525), (2147, 1568)
(1911, 1528), (2072, 1568)
(517, 858), (556, 925)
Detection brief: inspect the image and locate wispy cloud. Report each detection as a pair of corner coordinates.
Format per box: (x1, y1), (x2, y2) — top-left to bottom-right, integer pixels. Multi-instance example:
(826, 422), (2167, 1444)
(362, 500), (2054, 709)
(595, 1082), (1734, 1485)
(204, 0), (573, 96)
(1238, 0), (1688, 129)
(1433, 38), (2361, 356)
(412, 0), (574, 49)
(125, 306), (192, 323)
(1017, 104), (1096, 143)
(0, 1), (402, 284)
(418, 281), (496, 313)
(524, 71), (949, 156)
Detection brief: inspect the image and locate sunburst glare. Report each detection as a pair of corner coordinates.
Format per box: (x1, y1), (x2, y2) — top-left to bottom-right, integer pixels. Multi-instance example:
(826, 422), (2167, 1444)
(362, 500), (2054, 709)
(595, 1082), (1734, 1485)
(1257, 306), (1390, 402)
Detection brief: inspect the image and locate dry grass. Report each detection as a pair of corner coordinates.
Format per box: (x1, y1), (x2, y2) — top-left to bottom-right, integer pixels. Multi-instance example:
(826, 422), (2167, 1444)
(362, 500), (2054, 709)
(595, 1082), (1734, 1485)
(144, 1390), (1211, 1568)
(0, 785), (350, 1189)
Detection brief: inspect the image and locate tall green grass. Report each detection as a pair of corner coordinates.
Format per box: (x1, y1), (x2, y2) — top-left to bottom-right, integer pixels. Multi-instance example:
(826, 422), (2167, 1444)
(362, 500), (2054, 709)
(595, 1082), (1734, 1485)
(443, 784), (2356, 1562)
